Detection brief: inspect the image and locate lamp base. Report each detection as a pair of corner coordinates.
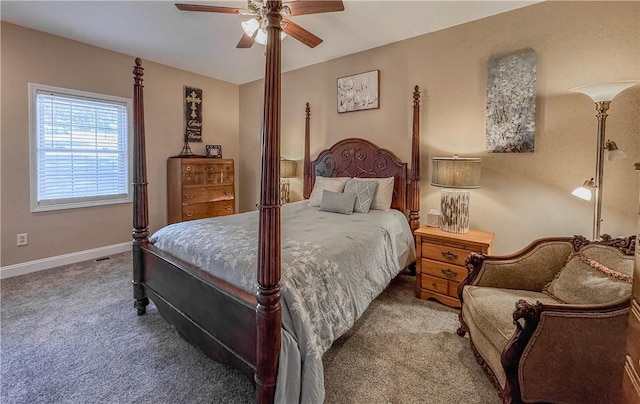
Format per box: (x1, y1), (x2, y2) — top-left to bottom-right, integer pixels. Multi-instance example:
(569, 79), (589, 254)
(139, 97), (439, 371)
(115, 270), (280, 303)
(440, 189), (470, 233)
(280, 178), (290, 205)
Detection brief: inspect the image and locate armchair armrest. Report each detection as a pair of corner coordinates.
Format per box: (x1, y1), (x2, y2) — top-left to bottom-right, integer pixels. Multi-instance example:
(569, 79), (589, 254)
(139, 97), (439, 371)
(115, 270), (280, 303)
(501, 298), (630, 404)
(459, 237), (574, 294)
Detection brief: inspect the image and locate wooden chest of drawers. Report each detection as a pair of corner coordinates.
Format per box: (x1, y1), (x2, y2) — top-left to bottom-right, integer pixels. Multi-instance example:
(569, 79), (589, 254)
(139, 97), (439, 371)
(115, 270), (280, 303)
(415, 227), (494, 308)
(167, 157), (235, 224)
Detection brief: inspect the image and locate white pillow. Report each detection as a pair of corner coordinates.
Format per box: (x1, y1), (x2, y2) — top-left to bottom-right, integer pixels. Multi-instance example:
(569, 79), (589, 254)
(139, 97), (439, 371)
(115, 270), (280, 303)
(352, 177), (394, 210)
(308, 177), (348, 207)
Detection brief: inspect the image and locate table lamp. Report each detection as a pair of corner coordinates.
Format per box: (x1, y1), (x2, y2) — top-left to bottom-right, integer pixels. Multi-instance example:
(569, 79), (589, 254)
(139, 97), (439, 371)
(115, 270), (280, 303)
(431, 156), (482, 233)
(280, 159), (297, 204)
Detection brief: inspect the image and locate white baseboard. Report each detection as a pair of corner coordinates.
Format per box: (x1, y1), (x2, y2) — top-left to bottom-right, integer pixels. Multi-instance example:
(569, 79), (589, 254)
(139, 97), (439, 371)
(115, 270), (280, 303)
(0, 242), (131, 279)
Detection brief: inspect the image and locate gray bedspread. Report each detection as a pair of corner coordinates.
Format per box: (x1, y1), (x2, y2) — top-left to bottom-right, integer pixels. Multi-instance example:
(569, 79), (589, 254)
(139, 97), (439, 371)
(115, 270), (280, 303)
(149, 201), (416, 403)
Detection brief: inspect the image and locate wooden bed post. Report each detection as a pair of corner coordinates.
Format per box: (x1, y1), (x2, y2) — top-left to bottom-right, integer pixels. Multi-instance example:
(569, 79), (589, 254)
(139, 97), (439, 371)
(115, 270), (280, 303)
(409, 85), (421, 233)
(256, 1), (282, 403)
(303, 102), (311, 199)
(132, 58), (150, 316)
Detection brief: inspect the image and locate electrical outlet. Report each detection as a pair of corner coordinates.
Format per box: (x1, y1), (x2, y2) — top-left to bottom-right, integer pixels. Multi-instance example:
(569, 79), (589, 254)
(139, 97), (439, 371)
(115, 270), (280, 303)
(16, 233), (28, 246)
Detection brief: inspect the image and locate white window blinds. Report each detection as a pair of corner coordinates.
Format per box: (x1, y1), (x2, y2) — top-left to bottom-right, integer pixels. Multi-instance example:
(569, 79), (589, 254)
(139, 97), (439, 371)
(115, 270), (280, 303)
(30, 85), (131, 212)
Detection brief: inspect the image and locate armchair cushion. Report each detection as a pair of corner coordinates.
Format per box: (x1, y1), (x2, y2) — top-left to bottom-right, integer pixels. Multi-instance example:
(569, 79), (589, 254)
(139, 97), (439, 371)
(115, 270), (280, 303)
(543, 245), (633, 304)
(462, 286), (560, 353)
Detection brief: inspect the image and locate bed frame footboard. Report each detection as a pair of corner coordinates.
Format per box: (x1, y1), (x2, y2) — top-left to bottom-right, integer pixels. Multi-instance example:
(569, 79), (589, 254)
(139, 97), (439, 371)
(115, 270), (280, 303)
(143, 245), (258, 379)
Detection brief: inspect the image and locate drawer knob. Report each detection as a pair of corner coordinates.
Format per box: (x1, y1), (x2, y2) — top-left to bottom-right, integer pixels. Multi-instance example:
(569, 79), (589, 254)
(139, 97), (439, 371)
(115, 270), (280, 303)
(225, 191), (231, 195)
(206, 176), (214, 181)
(206, 167), (214, 172)
(186, 166), (192, 172)
(185, 212), (194, 217)
(442, 251), (458, 261)
(225, 206), (232, 211)
(186, 176), (192, 182)
(441, 268), (456, 278)
(185, 194), (194, 199)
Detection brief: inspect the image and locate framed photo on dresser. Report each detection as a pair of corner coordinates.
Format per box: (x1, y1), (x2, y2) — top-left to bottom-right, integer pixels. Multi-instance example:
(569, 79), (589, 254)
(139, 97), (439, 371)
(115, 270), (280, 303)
(206, 144), (222, 158)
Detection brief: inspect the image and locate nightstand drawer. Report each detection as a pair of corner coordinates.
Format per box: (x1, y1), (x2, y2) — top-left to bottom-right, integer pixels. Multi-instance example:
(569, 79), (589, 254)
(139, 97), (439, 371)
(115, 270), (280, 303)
(421, 274), (449, 295)
(422, 243), (472, 266)
(421, 259), (467, 283)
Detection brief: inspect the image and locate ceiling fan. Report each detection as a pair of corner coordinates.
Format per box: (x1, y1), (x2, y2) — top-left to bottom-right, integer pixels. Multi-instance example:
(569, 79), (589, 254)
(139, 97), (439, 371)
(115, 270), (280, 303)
(175, 1), (345, 49)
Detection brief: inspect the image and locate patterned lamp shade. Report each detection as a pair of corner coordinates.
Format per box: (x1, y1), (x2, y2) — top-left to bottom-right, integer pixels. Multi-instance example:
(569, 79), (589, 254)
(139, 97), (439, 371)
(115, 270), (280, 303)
(431, 157), (481, 189)
(431, 156), (482, 234)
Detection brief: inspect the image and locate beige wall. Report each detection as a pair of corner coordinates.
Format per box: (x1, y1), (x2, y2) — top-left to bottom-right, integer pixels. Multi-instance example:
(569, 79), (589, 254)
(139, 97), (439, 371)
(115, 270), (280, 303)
(239, 1), (640, 254)
(1, 22), (240, 266)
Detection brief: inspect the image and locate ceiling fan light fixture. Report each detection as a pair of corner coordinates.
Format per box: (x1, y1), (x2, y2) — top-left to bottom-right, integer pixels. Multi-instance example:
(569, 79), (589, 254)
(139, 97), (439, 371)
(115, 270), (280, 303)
(241, 18), (260, 37)
(255, 27), (268, 45)
(176, 0), (343, 49)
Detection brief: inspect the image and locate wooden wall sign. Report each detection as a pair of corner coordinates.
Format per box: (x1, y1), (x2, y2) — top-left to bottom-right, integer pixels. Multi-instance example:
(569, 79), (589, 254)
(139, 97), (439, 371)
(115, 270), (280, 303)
(184, 86), (203, 143)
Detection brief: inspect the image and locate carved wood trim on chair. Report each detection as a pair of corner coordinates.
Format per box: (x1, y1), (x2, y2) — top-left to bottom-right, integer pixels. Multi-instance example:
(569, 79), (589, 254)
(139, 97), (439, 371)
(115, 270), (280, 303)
(571, 234), (636, 255)
(456, 252), (486, 337)
(500, 299), (543, 404)
(470, 340), (505, 400)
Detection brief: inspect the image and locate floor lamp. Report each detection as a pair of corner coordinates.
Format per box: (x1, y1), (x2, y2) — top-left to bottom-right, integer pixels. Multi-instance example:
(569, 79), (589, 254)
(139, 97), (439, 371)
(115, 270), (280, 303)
(431, 156), (482, 234)
(570, 81), (639, 240)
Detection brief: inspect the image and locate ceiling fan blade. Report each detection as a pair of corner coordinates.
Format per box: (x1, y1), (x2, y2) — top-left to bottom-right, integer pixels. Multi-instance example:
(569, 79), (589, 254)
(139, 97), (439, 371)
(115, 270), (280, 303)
(285, 1), (344, 16)
(175, 3), (243, 14)
(282, 18), (322, 48)
(236, 33), (255, 49)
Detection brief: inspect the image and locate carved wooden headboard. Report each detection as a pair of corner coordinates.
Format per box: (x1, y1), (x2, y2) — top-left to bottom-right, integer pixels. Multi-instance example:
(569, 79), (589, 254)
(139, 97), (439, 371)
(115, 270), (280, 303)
(301, 90), (421, 230)
(307, 138), (408, 213)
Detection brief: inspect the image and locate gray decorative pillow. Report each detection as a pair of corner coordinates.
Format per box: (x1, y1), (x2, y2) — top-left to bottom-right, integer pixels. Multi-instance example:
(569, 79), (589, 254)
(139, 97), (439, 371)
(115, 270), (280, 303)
(319, 190), (356, 215)
(543, 251), (632, 304)
(352, 177), (394, 210)
(308, 177), (348, 207)
(344, 179), (378, 213)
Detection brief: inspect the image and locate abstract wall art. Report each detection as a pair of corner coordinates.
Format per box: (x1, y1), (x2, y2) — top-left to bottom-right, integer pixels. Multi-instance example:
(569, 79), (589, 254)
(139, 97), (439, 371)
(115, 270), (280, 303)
(486, 49), (537, 153)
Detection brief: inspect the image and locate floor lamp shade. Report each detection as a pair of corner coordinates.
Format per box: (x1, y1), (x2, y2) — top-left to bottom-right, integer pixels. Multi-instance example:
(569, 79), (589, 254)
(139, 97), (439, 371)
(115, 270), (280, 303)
(431, 157), (481, 233)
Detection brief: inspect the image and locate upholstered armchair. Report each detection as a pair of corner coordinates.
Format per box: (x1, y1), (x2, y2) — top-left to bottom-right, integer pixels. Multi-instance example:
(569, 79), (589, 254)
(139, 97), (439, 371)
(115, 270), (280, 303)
(457, 235), (636, 404)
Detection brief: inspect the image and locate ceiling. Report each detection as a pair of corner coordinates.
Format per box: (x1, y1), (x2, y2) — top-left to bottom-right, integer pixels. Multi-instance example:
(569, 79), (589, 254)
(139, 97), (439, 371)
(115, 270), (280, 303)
(1, 1), (540, 85)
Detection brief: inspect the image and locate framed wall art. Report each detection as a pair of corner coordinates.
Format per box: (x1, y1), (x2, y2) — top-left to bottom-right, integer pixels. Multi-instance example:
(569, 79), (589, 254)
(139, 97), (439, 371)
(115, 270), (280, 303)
(184, 86), (203, 143)
(337, 70), (379, 113)
(486, 48), (537, 153)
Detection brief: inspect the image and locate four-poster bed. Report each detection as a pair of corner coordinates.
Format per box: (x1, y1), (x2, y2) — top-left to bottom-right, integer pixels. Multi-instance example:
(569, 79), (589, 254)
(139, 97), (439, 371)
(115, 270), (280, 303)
(131, 3), (421, 403)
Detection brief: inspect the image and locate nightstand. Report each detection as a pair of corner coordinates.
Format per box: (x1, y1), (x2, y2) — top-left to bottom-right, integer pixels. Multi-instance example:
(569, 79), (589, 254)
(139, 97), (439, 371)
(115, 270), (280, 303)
(415, 227), (494, 308)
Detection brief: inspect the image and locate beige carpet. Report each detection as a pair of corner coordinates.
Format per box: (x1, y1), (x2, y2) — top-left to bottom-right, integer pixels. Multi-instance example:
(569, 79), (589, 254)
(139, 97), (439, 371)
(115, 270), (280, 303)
(323, 275), (500, 404)
(1, 252), (500, 403)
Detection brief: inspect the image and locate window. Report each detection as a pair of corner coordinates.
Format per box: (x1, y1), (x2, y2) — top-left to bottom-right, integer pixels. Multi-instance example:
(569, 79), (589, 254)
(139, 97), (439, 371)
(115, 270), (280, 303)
(29, 84), (132, 212)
